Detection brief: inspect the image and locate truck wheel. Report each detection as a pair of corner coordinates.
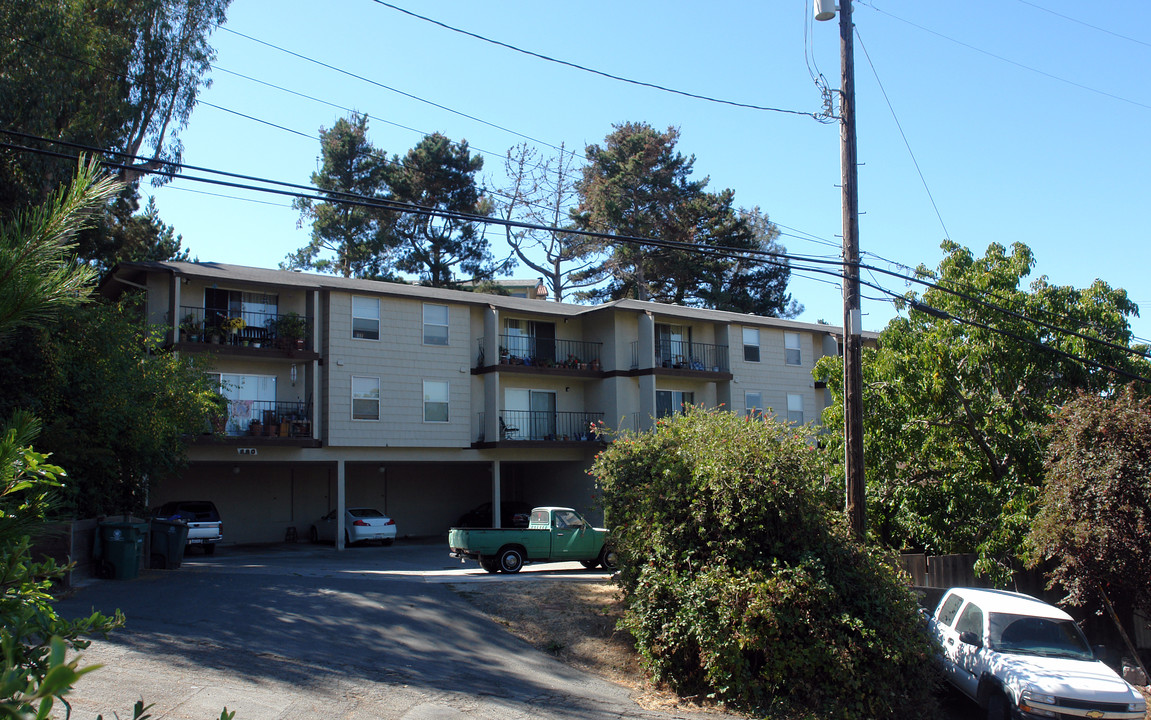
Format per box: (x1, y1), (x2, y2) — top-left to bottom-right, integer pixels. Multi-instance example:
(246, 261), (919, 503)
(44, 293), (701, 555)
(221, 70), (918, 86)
(580, 559), (600, 570)
(985, 690), (1009, 720)
(479, 558), (500, 573)
(599, 547), (619, 571)
(498, 547), (524, 573)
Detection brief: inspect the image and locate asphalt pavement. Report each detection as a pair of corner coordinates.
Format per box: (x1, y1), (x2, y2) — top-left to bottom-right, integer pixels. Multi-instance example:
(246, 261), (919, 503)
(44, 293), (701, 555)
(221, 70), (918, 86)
(53, 539), (742, 720)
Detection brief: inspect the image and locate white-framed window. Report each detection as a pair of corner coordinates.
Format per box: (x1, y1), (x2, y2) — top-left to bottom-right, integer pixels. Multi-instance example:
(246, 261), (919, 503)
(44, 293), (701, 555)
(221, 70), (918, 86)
(743, 327), (760, 362)
(745, 391), (763, 418)
(352, 376), (380, 420)
(785, 331), (802, 366)
(787, 393), (804, 425)
(352, 296), (380, 340)
(423, 380), (449, 422)
(423, 303), (449, 346)
(656, 390), (694, 418)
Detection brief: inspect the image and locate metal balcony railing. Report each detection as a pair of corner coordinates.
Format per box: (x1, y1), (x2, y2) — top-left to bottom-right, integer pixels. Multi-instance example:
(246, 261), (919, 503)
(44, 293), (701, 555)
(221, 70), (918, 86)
(477, 335), (603, 370)
(177, 306), (313, 350)
(221, 399), (310, 437)
(477, 411), (604, 443)
(629, 340), (729, 371)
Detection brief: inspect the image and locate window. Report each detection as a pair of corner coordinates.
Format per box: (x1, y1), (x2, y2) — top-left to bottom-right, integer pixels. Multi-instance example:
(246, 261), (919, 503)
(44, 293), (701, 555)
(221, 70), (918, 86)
(208, 373), (277, 434)
(352, 296), (380, 340)
(656, 390), (694, 418)
(504, 388), (555, 439)
(955, 603), (985, 639)
(423, 303), (449, 346)
(785, 331), (802, 365)
(423, 380), (449, 422)
(502, 318), (556, 362)
(743, 327), (760, 362)
(657, 324), (691, 367)
(745, 391), (763, 418)
(203, 289), (279, 337)
(352, 376), (380, 420)
(787, 394), (804, 425)
(937, 594), (965, 627)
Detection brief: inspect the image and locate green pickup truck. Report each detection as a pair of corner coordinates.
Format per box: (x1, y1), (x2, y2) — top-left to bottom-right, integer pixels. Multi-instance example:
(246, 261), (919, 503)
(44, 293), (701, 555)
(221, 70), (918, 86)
(449, 506), (617, 573)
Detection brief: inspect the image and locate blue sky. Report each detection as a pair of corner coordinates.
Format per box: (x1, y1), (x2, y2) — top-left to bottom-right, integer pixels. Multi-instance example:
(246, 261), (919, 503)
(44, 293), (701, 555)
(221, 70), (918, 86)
(145, 0), (1151, 345)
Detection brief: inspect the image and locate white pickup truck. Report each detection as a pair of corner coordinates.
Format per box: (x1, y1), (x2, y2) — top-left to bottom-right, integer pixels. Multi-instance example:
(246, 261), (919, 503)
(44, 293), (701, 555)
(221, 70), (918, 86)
(153, 500), (223, 554)
(928, 587), (1146, 719)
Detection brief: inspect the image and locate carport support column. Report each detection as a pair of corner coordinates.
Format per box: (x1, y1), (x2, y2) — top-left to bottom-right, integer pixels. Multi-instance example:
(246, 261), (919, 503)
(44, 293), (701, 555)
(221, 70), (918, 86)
(336, 459), (346, 551)
(491, 460), (502, 528)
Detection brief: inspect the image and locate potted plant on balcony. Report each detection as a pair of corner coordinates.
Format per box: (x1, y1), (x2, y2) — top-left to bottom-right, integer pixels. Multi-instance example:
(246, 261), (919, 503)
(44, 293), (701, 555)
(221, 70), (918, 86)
(221, 316), (246, 345)
(180, 314), (201, 343)
(274, 312), (307, 350)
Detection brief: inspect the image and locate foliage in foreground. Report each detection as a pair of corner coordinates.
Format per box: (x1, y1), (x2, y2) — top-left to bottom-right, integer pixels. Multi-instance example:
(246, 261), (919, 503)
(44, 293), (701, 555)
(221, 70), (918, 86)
(591, 407), (939, 718)
(1028, 387), (1151, 638)
(0, 412), (124, 719)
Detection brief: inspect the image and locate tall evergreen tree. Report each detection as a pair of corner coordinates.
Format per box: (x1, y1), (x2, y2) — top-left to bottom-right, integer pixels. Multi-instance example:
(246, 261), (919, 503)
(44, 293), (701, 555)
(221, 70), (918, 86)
(287, 113), (395, 278)
(386, 133), (505, 288)
(572, 122), (798, 315)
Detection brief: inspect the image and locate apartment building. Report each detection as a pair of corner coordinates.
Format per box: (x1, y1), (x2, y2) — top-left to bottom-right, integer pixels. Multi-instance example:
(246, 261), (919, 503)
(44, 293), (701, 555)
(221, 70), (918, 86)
(100, 261), (852, 547)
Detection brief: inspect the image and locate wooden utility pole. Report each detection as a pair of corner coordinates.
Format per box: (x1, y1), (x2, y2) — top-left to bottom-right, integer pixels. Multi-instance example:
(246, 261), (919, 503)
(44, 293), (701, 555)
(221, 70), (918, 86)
(838, 0), (866, 540)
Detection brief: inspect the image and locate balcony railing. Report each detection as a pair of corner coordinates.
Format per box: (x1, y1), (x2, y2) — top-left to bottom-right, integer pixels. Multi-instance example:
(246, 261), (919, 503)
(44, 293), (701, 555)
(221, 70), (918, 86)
(477, 335), (602, 370)
(220, 400), (311, 437)
(477, 411), (604, 443)
(631, 340), (729, 372)
(177, 306), (313, 351)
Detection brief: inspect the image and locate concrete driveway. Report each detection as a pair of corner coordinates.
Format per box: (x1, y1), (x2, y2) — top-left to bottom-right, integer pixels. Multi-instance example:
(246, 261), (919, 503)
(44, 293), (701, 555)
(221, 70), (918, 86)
(53, 539), (736, 720)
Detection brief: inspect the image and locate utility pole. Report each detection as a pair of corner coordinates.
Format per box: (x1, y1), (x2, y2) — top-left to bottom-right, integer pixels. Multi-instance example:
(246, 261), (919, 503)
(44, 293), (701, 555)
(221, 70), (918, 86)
(817, 0), (866, 539)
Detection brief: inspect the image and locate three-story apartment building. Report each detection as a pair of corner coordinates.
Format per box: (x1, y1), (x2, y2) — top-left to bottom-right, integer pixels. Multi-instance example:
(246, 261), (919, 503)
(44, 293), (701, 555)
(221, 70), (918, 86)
(101, 261), (855, 547)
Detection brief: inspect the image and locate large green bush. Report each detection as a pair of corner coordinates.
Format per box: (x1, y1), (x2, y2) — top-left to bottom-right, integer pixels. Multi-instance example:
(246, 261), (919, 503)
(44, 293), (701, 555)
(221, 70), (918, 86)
(591, 407), (940, 718)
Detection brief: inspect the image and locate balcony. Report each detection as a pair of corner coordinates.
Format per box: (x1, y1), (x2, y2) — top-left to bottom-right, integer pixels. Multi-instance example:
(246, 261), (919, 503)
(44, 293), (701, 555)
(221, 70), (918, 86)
(474, 335), (603, 374)
(195, 400), (319, 447)
(631, 340), (731, 375)
(174, 306), (315, 353)
(474, 410), (605, 446)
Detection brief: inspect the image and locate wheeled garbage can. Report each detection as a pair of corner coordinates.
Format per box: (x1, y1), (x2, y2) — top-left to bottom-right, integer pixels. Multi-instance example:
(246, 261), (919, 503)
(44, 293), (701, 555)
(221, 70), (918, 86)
(95, 521), (147, 579)
(149, 518), (189, 569)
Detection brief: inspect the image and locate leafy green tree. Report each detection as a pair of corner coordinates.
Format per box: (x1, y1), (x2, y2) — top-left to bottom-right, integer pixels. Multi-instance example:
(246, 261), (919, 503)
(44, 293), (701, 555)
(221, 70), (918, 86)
(495, 143), (596, 302)
(386, 133), (504, 288)
(0, 0), (231, 212)
(1, 0), (229, 278)
(591, 407), (939, 718)
(816, 241), (1150, 582)
(1027, 387), (1151, 640)
(571, 122), (799, 314)
(0, 300), (224, 518)
(287, 113), (396, 278)
(0, 162), (125, 719)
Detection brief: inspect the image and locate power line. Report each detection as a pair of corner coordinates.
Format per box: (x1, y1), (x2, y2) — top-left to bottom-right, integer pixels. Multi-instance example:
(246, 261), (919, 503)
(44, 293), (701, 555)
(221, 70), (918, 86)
(854, 27), (951, 241)
(1012, 0), (1151, 49)
(371, 1), (825, 120)
(219, 27), (582, 159)
(6, 132), (1147, 378)
(856, 1), (1151, 111)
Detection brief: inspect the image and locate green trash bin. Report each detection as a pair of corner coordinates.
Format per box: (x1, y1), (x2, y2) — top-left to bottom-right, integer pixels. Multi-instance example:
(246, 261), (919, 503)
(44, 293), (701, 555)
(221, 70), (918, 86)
(96, 521), (147, 580)
(149, 518), (189, 569)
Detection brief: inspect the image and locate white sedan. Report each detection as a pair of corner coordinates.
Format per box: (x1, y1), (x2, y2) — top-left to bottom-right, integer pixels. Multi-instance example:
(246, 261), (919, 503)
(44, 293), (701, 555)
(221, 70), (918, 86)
(310, 507), (396, 546)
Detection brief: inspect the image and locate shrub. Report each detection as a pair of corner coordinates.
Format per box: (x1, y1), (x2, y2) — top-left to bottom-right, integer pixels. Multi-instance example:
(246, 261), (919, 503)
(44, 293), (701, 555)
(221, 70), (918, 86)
(591, 407), (939, 718)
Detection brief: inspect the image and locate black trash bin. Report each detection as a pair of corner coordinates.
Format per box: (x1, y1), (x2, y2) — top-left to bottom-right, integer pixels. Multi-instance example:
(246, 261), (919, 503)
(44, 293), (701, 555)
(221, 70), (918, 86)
(95, 521), (147, 579)
(149, 518), (189, 569)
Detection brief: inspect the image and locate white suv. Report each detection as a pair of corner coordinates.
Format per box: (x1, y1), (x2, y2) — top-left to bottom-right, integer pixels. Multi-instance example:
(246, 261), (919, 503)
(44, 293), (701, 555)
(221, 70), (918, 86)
(929, 587), (1146, 719)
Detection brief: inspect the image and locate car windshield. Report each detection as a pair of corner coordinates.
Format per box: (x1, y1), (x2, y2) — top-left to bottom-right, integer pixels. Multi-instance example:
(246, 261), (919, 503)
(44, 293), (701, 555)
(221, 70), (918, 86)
(988, 613), (1094, 660)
